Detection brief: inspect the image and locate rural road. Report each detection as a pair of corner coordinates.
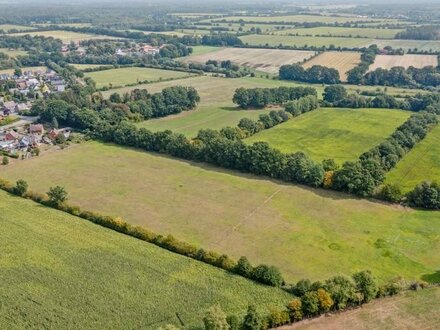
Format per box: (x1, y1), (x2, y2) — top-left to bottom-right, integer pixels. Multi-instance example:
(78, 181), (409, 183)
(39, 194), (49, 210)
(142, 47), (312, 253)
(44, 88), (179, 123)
(0, 116), (39, 130)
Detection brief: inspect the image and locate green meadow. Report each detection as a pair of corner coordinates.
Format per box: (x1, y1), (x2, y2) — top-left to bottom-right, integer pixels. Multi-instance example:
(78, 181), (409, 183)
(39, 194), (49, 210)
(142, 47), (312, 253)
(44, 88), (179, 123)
(0, 190), (290, 329)
(245, 108), (411, 164)
(2, 141), (440, 284)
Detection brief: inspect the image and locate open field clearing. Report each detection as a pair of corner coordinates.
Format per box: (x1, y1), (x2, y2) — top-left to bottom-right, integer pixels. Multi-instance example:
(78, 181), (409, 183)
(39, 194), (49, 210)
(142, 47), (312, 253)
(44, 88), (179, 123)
(0, 48), (28, 58)
(102, 75), (426, 137)
(0, 66), (47, 75)
(181, 47), (316, 74)
(240, 34), (373, 48)
(206, 15), (399, 24)
(284, 287), (440, 330)
(245, 108), (410, 163)
(70, 63), (110, 71)
(85, 67), (195, 88)
(385, 124), (440, 193)
(0, 24), (35, 32)
(188, 45), (220, 56)
(273, 26), (403, 39)
(302, 51), (361, 81)
(369, 54), (439, 71)
(10, 30), (120, 43)
(0, 190), (290, 328)
(240, 35), (440, 52)
(2, 141), (440, 284)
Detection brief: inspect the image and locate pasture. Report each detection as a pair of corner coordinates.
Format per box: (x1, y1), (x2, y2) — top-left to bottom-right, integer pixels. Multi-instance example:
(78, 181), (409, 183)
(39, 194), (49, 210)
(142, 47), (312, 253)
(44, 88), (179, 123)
(0, 24), (35, 32)
(207, 15), (399, 24)
(240, 34), (373, 48)
(273, 26), (403, 39)
(245, 108), (411, 163)
(0, 48), (28, 58)
(0, 190), (290, 328)
(286, 287), (440, 330)
(302, 51), (361, 81)
(181, 47), (316, 74)
(70, 63), (110, 71)
(10, 30), (119, 43)
(385, 124), (440, 193)
(2, 141), (440, 284)
(369, 54), (439, 71)
(103, 75), (426, 137)
(0, 66), (47, 75)
(85, 67), (194, 89)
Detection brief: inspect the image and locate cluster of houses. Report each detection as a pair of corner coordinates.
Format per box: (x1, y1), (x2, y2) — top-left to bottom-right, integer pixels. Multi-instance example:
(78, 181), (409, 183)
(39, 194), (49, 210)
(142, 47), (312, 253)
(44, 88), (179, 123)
(115, 44), (164, 57)
(0, 68), (66, 119)
(0, 123), (71, 156)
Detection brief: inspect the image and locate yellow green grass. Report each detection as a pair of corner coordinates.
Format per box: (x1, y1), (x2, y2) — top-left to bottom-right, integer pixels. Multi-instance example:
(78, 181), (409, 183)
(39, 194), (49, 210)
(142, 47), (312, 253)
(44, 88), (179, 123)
(0, 48), (28, 58)
(386, 124), (440, 192)
(0, 24), (35, 32)
(2, 141), (440, 284)
(273, 27), (403, 39)
(0, 189), (291, 329)
(288, 287), (440, 330)
(101, 75), (426, 137)
(69, 63), (109, 70)
(245, 108), (411, 164)
(10, 30), (120, 43)
(0, 66), (47, 75)
(85, 67), (195, 89)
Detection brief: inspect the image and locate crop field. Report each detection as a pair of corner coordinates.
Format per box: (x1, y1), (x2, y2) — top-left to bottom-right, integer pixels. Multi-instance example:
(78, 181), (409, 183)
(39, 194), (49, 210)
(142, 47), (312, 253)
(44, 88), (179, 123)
(273, 26), (403, 39)
(2, 141), (440, 284)
(181, 47), (316, 74)
(187, 45), (220, 56)
(369, 54), (439, 71)
(85, 67), (195, 88)
(10, 30), (120, 43)
(302, 51), (361, 81)
(245, 108), (410, 164)
(385, 124), (440, 193)
(240, 34), (373, 48)
(0, 190), (290, 328)
(0, 48), (28, 58)
(373, 39), (440, 52)
(286, 287), (440, 330)
(206, 15), (399, 24)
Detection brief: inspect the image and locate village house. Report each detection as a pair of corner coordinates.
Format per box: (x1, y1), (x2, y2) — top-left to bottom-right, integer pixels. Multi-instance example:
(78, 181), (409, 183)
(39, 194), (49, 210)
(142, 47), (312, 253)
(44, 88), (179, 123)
(29, 124), (44, 135)
(5, 130), (19, 141)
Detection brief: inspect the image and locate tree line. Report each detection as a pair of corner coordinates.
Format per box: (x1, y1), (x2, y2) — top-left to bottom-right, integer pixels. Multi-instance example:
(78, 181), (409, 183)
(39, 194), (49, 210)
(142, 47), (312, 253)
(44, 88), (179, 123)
(279, 64), (340, 84)
(232, 86), (317, 109)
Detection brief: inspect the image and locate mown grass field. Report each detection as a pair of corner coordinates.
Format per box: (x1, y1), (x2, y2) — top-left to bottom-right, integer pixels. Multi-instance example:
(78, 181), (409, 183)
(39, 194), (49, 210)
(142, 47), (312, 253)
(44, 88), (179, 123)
(70, 63), (110, 71)
(102, 75), (426, 137)
(0, 66), (47, 75)
(0, 24), (35, 32)
(302, 51), (361, 81)
(11, 30), (120, 42)
(240, 34), (440, 52)
(181, 47), (316, 74)
(0, 190), (290, 329)
(207, 15), (399, 24)
(240, 34), (373, 48)
(273, 26), (403, 39)
(386, 124), (440, 193)
(85, 67), (195, 88)
(0, 48), (28, 58)
(369, 54), (439, 71)
(245, 108), (411, 164)
(2, 141), (440, 284)
(286, 287), (440, 330)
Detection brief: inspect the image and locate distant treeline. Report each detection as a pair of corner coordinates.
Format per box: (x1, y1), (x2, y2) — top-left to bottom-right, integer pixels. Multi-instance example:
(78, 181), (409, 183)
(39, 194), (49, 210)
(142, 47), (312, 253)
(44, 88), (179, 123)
(396, 26), (440, 40)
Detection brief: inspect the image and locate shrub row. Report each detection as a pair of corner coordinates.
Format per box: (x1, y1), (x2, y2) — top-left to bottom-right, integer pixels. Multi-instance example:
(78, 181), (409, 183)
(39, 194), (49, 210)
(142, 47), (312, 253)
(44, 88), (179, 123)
(0, 177), (285, 287)
(232, 86), (317, 109)
(279, 64), (340, 84)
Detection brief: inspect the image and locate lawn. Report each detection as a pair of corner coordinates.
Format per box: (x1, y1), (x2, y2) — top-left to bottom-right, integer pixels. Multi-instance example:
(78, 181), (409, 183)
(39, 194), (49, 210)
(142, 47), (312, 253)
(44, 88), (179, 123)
(2, 141), (440, 284)
(10, 30), (120, 43)
(0, 190), (290, 329)
(70, 63), (110, 71)
(85, 67), (195, 88)
(386, 124), (440, 192)
(288, 287), (440, 330)
(273, 26), (403, 39)
(245, 108), (411, 164)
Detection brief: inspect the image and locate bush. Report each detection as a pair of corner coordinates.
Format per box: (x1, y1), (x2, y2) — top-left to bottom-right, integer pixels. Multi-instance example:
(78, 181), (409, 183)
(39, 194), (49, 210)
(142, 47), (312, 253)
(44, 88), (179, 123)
(242, 305), (262, 330)
(353, 270), (378, 303)
(234, 256), (253, 277)
(324, 275), (358, 310)
(316, 288), (333, 312)
(203, 305), (229, 330)
(301, 291), (319, 316)
(407, 181), (440, 209)
(267, 307), (290, 328)
(377, 184), (403, 203)
(251, 264), (284, 287)
(226, 315), (241, 330)
(287, 298), (303, 322)
(13, 180), (28, 196)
